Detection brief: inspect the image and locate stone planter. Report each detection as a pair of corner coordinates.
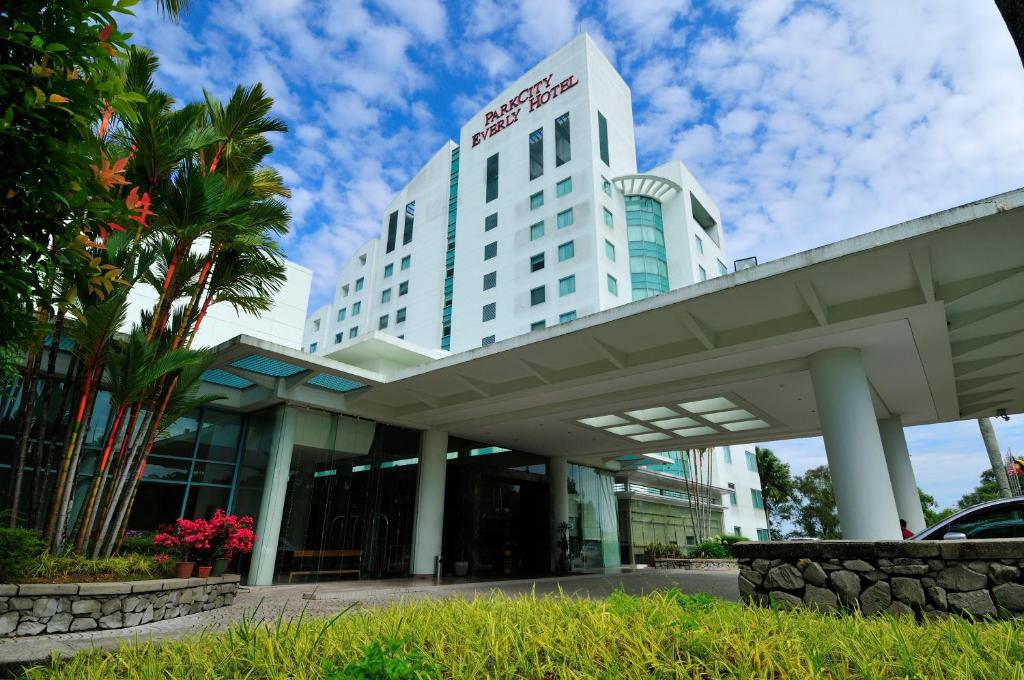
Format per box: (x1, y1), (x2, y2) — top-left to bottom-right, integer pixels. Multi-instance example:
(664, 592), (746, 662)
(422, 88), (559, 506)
(0, 574), (240, 637)
(732, 539), (1024, 619)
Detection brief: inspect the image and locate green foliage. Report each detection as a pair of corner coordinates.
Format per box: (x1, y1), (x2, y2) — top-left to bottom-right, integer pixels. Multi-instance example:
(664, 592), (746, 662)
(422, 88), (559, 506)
(325, 639), (435, 680)
(754, 446), (794, 537)
(0, 527), (45, 581)
(28, 552), (158, 580)
(20, 591), (1024, 679)
(778, 465), (842, 539)
(689, 539), (731, 559)
(119, 531), (159, 555)
(919, 487), (956, 527)
(957, 469), (1002, 509)
(644, 541), (684, 558)
(716, 533), (750, 545)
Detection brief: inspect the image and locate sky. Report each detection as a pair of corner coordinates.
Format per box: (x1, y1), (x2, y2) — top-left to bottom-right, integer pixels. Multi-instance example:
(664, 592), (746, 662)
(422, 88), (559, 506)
(123, 0), (1024, 509)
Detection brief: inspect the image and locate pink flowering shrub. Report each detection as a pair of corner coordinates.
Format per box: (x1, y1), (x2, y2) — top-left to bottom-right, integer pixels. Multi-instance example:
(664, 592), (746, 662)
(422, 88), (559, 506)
(152, 510), (257, 562)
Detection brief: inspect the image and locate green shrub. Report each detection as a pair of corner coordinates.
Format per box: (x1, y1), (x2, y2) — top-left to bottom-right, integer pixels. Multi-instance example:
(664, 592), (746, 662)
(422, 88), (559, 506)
(0, 527), (45, 581)
(119, 531), (160, 556)
(29, 552), (158, 581)
(716, 533), (750, 545)
(689, 539), (731, 559)
(644, 541), (684, 558)
(20, 591), (1024, 679)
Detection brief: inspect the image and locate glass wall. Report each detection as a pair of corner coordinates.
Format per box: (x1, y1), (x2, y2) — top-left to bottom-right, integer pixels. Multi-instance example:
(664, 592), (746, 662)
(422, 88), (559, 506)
(626, 195), (669, 300)
(567, 464), (621, 570)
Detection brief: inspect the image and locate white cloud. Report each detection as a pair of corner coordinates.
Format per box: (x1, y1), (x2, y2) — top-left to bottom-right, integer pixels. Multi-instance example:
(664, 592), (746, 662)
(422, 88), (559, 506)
(515, 0), (579, 57)
(373, 0), (447, 42)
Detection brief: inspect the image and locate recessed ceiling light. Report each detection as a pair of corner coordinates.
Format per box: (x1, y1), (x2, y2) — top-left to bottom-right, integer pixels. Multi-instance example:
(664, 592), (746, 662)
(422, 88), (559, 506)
(651, 417), (700, 429)
(607, 424), (652, 435)
(628, 432), (672, 442)
(624, 406), (678, 421)
(673, 426), (718, 437)
(703, 409), (755, 423)
(679, 397), (736, 413)
(578, 415), (629, 428)
(722, 419), (769, 432)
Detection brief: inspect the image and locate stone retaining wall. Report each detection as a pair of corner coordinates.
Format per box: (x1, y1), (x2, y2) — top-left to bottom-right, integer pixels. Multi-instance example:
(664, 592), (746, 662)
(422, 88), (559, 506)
(650, 558), (737, 571)
(0, 574), (240, 637)
(732, 539), (1024, 619)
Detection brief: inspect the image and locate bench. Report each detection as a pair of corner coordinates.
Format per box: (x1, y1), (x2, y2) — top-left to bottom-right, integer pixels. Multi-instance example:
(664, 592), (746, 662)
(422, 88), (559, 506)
(287, 549), (363, 583)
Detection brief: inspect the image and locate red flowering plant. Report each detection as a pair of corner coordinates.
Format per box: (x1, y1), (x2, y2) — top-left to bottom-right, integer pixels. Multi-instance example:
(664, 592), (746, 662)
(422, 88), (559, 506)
(209, 510), (257, 559)
(152, 511), (257, 564)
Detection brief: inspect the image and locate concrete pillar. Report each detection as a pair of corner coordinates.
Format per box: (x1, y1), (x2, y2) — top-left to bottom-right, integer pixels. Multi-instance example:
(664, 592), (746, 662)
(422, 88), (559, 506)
(877, 416), (927, 533)
(410, 430), (448, 577)
(808, 348), (902, 540)
(248, 407), (297, 586)
(549, 456), (569, 570)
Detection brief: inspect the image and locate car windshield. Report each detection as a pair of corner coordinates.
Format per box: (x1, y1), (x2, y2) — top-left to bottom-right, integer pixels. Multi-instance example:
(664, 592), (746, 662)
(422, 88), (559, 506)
(941, 504), (1024, 539)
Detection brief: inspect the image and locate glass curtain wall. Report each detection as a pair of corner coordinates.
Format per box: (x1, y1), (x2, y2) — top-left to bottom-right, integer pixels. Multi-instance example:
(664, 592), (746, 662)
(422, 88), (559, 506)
(567, 464), (621, 570)
(626, 195), (669, 300)
(273, 410), (419, 584)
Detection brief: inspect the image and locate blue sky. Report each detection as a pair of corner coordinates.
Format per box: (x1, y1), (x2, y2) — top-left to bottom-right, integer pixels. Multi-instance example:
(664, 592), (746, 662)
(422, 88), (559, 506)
(124, 0), (1024, 508)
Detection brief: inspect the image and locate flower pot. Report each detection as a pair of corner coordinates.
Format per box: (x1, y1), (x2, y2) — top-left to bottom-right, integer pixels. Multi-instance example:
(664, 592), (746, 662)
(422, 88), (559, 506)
(454, 560), (469, 577)
(211, 557), (230, 577)
(175, 561), (196, 579)
(197, 565), (212, 578)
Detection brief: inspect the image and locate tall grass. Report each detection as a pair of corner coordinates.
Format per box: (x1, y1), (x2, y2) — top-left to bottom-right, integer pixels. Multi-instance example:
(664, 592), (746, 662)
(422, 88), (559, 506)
(27, 552), (158, 581)
(21, 589), (1024, 679)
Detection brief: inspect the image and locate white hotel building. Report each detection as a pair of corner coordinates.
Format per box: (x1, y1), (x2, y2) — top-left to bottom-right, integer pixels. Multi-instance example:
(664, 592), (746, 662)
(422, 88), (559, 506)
(303, 34), (769, 547)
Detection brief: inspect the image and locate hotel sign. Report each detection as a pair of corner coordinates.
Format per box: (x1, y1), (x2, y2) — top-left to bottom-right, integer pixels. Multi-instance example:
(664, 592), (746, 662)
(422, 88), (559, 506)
(472, 73), (580, 147)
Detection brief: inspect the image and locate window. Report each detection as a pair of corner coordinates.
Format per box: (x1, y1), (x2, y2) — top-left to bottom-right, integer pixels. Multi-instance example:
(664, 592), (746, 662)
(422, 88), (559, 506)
(607, 274), (618, 296)
(529, 127), (543, 180)
(603, 207), (613, 228)
(530, 253), (545, 272)
(554, 112), (570, 166)
(718, 260), (728, 276)
(940, 504), (1024, 539)
(396, 308), (406, 323)
(399, 281), (408, 296)
(381, 289), (391, 303)
(728, 483), (737, 505)
(352, 301), (361, 316)
(530, 191), (544, 210)
(604, 239), (615, 261)
(482, 302), (496, 322)
(337, 308), (346, 321)
(734, 526), (743, 537)
(723, 446), (732, 464)
(531, 320), (546, 331)
(485, 213), (497, 231)
(341, 284), (349, 297)
(483, 271), (496, 290)
(384, 263), (393, 278)
(403, 201), (415, 244)
(699, 265), (707, 281)
(557, 240), (574, 261)
(349, 327), (358, 338)
(746, 450), (757, 472)
(695, 235), (703, 254)
(355, 277), (364, 292)
(530, 286), (545, 305)
(556, 208), (573, 229)
(386, 211), (398, 253)
(559, 275), (576, 297)
(334, 332), (343, 344)
(751, 489), (765, 510)
(484, 241), (497, 260)
(482, 335), (496, 346)
(559, 310), (576, 323)
(530, 221), (544, 241)
(401, 255), (411, 271)
(485, 153), (499, 202)
(597, 111), (609, 165)
(757, 528), (770, 541)
(312, 319), (321, 332)
(602, 176), (612, 196)
(556, 177), (572, 197)
(378, 314), (389, 329)
(309, 342), (317, 352)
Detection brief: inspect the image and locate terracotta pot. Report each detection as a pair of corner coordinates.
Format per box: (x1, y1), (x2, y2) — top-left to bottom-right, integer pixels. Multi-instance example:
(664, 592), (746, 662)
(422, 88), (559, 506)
(175, 561), (195, 579)
(197, 565), (212, 578)
(211, 557), (230, 577)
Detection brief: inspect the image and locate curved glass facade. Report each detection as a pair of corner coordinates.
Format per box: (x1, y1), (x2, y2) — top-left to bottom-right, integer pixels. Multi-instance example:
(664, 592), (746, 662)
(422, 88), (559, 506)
(626, 196), (669, 300)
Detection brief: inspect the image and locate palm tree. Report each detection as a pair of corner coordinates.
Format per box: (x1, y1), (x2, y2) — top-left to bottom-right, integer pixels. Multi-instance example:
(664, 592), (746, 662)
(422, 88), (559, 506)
(754, 446), (793, 539)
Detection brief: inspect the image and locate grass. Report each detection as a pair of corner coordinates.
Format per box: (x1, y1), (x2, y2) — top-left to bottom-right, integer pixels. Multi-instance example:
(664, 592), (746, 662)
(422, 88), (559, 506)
(20, 589), (1024, 679)
(20, 552), (161, 583)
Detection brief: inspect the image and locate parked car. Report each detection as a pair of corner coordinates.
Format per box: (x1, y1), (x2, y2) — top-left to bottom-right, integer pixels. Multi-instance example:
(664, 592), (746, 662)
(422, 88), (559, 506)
(910, 497), (1024, 540)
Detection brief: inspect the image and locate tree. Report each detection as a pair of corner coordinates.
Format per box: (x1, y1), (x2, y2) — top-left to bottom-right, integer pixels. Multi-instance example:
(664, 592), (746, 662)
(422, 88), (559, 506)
(777, 466), (841, 539)
(918, 487), (955, 527)
(956, 469), (1002, 509)
(753, 446), (793, 538)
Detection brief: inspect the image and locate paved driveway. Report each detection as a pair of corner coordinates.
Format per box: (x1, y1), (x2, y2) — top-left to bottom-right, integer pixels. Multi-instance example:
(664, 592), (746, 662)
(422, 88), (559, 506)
(0, 569), (739, 669)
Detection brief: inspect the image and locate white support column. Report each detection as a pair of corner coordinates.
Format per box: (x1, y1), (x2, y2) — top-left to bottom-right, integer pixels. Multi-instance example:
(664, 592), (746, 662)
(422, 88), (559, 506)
(549, 456), (569, 570)
(410, 430), (449, 577)
(877, 416), (927, 534)
(248, 407), (297, 586)
(808, 348), (902, 540)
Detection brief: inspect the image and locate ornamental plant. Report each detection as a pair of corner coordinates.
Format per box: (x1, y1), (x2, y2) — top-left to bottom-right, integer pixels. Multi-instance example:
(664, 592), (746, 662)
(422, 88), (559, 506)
(208, 510), (257, 559)
(152, 511), (256, 563)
